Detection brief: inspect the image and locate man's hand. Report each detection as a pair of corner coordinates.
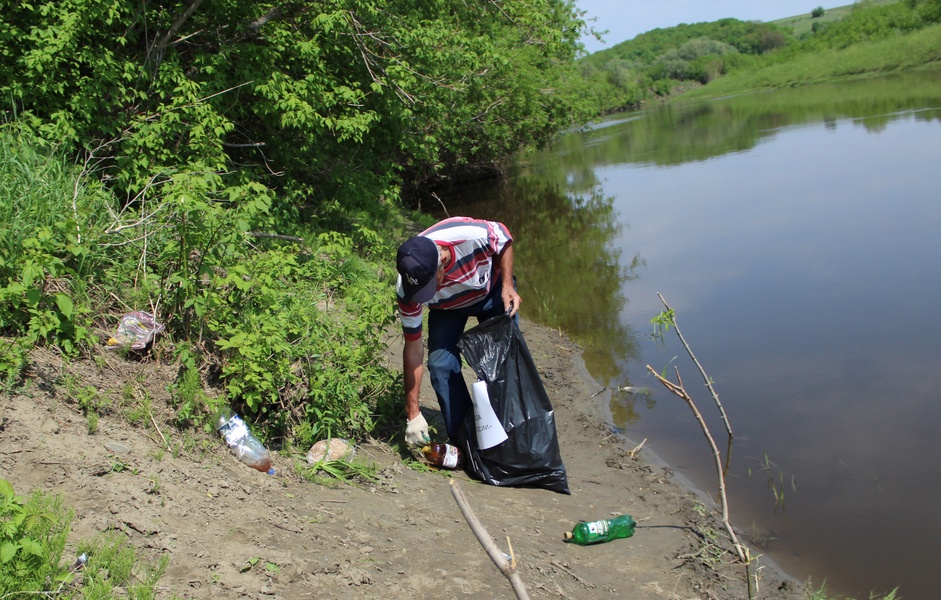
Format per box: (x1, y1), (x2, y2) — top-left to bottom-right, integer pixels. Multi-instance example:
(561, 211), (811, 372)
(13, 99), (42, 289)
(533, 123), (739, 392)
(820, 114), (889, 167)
(503, 288), (521, 317)
(405, 413), (431, 447)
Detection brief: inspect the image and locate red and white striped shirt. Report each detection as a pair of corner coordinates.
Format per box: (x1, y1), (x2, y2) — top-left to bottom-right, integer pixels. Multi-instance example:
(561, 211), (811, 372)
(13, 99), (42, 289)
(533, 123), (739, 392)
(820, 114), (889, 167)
(396, 217), (512, 341)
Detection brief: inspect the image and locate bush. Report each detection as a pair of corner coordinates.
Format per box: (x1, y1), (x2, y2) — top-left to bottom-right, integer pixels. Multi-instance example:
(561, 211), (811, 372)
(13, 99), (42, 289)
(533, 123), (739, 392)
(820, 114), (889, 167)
(0, 122), (402, 446)
(0, 478), (170, 599)
(812, 6), (826, 18)
(0, 479), (72, 595)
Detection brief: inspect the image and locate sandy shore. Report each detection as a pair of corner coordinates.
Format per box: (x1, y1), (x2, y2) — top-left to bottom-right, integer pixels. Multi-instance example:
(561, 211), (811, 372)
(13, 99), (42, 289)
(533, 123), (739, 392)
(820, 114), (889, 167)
(0, 319), (809, 598)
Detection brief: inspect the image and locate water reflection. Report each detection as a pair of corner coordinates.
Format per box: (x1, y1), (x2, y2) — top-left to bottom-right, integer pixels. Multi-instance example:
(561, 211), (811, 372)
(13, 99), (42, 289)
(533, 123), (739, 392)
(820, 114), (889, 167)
(523, 70), (941, 180)
(437, 70), (941, 599)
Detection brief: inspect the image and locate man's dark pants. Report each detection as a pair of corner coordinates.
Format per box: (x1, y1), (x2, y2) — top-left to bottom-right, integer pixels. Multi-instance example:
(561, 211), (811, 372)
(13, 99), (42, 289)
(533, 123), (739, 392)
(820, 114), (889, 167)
(426, 276), (513, 440)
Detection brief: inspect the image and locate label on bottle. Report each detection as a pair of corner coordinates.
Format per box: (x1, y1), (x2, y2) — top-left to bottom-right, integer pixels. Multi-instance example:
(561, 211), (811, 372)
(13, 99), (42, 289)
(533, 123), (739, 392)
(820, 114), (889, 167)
(586, 519), (609, 540)
(443, 445), (460, 469)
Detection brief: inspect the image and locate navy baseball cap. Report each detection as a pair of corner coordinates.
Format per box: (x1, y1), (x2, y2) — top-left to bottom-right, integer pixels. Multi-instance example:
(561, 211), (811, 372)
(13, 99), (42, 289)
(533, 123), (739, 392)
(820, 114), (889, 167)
(397, 236), (438, 303)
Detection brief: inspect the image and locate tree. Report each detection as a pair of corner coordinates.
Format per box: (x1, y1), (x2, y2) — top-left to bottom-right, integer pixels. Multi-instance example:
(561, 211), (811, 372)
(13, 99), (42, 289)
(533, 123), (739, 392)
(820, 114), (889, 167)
(812, 6), (826, 18)
(0, 0), (593, 212)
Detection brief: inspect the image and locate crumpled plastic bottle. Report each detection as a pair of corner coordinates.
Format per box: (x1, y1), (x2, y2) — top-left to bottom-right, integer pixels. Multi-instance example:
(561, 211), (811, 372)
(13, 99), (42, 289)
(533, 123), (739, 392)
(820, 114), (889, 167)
(215, 407), (274, 474)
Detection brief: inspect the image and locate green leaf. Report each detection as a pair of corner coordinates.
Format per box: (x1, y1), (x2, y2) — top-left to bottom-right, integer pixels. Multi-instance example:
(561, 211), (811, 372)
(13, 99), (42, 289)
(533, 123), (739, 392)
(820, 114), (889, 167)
(55, 293), (73, 318)
(0, 479), (15, 502)
(20, 537), (44, 558)
(1, 540), (20, 563)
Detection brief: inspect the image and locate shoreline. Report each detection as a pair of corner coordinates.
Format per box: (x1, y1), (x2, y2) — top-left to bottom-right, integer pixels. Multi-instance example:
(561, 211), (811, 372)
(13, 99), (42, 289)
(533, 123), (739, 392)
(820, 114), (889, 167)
(0, 321), (812, 598)
(567, 336), (807, 595)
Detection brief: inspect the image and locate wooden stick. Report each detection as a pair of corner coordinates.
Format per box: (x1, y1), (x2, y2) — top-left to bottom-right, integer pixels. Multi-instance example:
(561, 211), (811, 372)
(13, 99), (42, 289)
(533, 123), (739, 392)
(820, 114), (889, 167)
(645, 364), (749, 565)
(657, 292), (734, 437)
(449, 480), (530, 600)
(150, 412), (171, 452)
(628, 438), (647, 458)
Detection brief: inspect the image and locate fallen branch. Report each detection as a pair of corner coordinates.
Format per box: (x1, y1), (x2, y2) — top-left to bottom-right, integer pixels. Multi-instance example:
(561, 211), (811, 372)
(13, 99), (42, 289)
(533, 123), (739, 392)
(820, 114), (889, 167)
(450, 479), (530, 600)
(149, 413), (170, 452)
(645, 364), (749, 566)
(628, 438), (647, 458)
(656, 292), (733, 437)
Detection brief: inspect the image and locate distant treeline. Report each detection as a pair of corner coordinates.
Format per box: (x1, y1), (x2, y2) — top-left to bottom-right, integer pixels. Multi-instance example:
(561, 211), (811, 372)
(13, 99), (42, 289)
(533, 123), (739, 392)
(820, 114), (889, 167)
(582, 0), (941, 112)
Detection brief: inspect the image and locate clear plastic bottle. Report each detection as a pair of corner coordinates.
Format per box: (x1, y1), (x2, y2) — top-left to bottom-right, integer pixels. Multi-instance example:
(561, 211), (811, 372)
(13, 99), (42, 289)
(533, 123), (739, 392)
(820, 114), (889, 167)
(216, 407), (274, 474)
(563, 514), (635, 545)
(421, 443), (464, 470)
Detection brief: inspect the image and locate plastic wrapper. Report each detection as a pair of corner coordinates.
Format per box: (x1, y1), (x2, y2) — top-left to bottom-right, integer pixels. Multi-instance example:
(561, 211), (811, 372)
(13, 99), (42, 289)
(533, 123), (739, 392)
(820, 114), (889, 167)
(306, 438), (355, 464)
(107, 311), (165, 351)
(456, 315), (570, 494)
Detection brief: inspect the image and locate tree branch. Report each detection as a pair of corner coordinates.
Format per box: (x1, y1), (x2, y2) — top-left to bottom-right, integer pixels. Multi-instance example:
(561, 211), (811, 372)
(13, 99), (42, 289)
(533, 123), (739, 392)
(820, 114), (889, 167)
(154, 0), (207, 53)
(249, 6), (284, 31)
(657, 292), (733, 437)
(645, 365), (748, 565)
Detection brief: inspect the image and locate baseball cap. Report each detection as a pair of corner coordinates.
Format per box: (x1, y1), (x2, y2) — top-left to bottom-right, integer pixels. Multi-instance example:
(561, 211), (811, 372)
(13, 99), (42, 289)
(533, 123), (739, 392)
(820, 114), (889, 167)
(397, 236), (439, 303)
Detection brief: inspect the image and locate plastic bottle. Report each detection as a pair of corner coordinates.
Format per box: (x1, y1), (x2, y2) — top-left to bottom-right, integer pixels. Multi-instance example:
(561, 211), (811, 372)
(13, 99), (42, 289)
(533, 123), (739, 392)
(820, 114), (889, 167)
(563, 514), (635, 545)
(215, 407), (274, 474)
(421, 443), (464, 470)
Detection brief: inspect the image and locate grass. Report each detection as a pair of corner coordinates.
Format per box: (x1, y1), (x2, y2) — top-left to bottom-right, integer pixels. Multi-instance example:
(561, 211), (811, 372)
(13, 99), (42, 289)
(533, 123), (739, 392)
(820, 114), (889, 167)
(0, 478), (172, 598)
(771, 1), (901, 37)
(683, 22), (941, 99)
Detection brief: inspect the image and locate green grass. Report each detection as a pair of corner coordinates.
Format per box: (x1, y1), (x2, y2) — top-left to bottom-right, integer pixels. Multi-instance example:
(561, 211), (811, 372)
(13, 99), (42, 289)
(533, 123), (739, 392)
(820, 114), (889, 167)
(0, 478), (172, 598)
(771, 0), (901, 37)
(683, 22), (941, 99)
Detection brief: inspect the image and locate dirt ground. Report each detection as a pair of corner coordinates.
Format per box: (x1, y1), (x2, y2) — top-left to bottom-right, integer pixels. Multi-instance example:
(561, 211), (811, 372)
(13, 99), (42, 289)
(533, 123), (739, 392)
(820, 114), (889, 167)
(0, 319), (811, 599)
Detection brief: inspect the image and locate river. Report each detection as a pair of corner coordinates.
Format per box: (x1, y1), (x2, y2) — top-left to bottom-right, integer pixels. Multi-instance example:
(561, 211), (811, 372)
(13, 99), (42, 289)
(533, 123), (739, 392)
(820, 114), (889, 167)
(434, 70), (941, 599)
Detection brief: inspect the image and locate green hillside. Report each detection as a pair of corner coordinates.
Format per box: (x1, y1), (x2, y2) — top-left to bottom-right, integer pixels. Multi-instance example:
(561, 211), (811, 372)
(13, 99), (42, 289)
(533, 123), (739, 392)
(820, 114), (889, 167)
(772, 0), (900, 37)
(579, 0), (939, 112)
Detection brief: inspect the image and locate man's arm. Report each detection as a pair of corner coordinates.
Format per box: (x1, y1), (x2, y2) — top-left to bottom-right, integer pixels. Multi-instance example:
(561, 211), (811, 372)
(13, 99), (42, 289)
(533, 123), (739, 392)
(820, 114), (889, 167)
(403, 337), (425, 420)
(496, 241), (521, 317)
(402, 336), (430, 446)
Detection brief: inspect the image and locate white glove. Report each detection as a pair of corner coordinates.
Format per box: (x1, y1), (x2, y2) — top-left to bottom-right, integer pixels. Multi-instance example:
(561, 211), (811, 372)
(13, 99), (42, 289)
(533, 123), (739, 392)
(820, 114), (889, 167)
(405, 413), (431, 447)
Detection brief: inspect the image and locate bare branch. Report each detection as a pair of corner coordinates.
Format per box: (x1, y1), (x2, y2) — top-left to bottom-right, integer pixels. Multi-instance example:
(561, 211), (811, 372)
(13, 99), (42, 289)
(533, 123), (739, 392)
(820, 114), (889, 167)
(657, 292), (733, 437)
(645, 364), (749, 566)
(249, 6), (284, 31)
(154, 0), (207, 53)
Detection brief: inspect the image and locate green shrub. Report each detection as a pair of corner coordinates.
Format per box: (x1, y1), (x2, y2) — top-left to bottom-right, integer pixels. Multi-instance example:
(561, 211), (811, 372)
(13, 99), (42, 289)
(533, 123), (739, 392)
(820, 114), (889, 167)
(0, 125), (110, 363)
(0, 479), (171, 599)
(0, 479), (72, 595)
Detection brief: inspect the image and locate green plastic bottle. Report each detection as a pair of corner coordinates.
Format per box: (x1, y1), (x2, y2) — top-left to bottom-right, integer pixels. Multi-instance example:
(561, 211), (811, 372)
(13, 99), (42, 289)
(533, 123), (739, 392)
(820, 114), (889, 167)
(563, 514), (636, 545)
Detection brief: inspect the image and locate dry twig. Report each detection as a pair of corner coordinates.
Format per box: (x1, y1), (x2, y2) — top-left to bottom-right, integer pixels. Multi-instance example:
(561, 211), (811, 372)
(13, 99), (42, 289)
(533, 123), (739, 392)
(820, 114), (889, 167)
(657, 292), (733, 437)
(628, 438), (647, 458)
(645, 365), (749, 566)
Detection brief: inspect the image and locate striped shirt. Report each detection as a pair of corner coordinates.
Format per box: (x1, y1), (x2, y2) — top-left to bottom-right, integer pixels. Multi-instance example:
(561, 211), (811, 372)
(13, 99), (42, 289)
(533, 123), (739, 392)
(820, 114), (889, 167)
(396, 217), (513, 341)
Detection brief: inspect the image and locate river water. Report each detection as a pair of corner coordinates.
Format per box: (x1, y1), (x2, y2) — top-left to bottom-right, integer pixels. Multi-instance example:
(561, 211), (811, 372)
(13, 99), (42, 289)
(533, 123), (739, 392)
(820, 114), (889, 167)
(435, 71), (941, 599)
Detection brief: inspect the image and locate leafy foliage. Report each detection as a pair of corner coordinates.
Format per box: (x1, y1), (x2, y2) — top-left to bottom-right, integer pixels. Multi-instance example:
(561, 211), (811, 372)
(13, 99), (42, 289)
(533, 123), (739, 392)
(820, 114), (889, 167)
(581, 18), (790, 111)
(74, 533), (170, 600)
(0, 479), (72, 595)
(0, 0), (592, 210)
(0, 126), (400, 446)
(0, 478), (172, 599)
(0, 0), (596, 445)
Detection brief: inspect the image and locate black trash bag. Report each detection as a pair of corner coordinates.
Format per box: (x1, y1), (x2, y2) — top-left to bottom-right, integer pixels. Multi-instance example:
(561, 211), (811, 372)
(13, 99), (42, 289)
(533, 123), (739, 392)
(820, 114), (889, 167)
(456, 314), (570, 494)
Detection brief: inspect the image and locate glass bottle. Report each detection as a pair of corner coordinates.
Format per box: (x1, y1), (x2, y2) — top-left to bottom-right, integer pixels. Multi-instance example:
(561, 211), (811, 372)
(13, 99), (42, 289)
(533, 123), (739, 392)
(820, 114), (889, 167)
(421, 443), (464, 469)
(563, 514), (635, 545)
